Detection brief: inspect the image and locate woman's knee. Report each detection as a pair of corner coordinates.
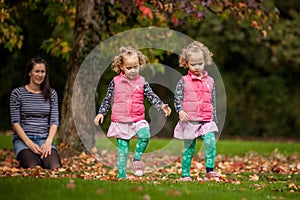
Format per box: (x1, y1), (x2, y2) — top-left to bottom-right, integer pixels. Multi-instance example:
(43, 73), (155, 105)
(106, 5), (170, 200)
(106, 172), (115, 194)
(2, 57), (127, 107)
(42, 149), (62, 169)
(18, 149), (41, 168)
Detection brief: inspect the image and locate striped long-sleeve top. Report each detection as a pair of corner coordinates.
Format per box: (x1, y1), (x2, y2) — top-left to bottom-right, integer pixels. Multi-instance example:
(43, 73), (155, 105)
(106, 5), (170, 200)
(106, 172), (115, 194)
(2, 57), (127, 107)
(9, 87), (59, 137)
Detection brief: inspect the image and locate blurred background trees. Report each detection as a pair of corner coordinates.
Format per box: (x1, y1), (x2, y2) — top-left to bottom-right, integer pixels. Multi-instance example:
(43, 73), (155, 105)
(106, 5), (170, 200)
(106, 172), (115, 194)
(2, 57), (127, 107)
(1, 0), (299, 155)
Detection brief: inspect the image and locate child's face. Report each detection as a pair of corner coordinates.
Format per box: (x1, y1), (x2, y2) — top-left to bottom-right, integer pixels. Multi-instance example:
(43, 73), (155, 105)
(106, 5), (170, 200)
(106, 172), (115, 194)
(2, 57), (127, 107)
(122, 55), (140, 80)
(188, 51), (205, 77)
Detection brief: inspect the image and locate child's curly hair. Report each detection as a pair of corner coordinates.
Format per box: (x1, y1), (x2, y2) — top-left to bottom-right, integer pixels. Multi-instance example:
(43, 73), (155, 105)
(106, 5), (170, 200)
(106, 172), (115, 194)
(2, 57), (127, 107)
(111, 46), (147, 73)
(179, 41), (213, 68)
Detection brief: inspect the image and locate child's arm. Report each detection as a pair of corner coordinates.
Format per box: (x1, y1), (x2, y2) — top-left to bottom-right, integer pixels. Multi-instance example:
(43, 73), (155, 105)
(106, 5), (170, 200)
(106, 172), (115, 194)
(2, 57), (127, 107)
(94, 80), (114, 126)
(174, 78), (184, 112)
(144, 81), (171, 116)
(174, 78), (189, 121)
(212, 83), (218, 124)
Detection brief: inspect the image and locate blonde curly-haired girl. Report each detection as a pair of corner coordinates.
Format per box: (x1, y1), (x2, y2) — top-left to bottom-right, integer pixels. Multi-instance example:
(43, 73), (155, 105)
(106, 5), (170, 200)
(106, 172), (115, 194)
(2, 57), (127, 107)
(174, 41), (223, 181)
(94, 46), (171, 179)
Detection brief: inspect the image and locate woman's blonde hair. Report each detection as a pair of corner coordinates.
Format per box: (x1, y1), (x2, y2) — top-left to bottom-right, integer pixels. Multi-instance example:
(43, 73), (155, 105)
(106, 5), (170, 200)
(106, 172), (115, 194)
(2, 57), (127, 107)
(179, 41), (213, 68)
(111, 46), (147, 73)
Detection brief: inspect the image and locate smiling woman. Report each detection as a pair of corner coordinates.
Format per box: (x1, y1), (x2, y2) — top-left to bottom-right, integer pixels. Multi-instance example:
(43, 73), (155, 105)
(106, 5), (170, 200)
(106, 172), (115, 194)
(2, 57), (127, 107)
(9, 56), (62, 169)
(25, 63), (46, 93)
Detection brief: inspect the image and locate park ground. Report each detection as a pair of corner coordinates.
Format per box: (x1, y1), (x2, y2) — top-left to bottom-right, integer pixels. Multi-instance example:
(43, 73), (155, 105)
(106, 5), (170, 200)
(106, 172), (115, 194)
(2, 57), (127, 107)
(0, 134), (299, 200)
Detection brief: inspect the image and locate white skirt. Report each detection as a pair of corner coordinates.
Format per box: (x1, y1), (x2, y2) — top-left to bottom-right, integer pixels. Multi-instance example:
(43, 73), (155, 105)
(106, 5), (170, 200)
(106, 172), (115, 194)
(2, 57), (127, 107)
(174, 121), (218, 140)
(107, 119), (149, 140)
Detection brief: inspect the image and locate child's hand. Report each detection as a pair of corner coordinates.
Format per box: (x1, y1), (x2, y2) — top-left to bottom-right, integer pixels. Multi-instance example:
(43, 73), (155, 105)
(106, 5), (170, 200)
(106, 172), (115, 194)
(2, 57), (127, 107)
(178, 110), (189, 122)
(94, 114), (104, 126)
(161, 104), (171, 116)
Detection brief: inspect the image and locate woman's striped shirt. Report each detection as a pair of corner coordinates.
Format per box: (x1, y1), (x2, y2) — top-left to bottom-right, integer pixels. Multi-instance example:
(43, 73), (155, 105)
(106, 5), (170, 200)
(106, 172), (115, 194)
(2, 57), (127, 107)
(9, 86), (59, 137)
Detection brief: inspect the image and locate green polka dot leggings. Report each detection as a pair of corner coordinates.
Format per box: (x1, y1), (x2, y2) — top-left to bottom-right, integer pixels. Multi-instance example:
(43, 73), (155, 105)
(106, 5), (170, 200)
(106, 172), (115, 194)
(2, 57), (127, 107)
(117, 127), (150, 178)
(181, 132), (216, 177)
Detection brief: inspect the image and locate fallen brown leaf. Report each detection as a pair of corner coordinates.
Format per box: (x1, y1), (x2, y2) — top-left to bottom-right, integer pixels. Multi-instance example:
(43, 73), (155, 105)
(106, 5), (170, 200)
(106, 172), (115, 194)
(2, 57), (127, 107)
(166, 189), (181, 196)
(131, 185), (143, 192)
(143, 194), (151, 200)
(66, 180), (75, 188)
(96, 188), (105, 194)
(249, 174), (260, 181)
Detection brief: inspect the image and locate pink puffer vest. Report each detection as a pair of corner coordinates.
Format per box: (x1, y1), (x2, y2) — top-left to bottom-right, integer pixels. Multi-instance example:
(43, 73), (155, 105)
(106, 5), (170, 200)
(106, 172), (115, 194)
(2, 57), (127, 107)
(111, 74), (145, 122)
(182, 70), (214, 121)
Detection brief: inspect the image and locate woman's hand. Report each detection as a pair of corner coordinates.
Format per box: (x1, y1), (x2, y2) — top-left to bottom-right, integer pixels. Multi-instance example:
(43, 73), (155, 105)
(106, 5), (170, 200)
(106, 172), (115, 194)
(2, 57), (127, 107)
(178, 110), (189, 122)
(94, 114), (104, 126)
(161, 104), (171, 116)
(40, 140), (52, 159)
(26, 140), (42, 155)
(12, 123), (42, 155)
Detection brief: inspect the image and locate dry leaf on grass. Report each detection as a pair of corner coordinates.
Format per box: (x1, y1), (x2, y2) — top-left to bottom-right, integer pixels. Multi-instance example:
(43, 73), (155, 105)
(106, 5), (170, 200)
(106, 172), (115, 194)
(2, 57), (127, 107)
(166, 189), (181, 196)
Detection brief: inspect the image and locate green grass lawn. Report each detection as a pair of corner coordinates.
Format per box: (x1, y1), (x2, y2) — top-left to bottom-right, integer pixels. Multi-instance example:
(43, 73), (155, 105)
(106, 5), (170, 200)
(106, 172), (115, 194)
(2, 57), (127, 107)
(0, 135), (13, 149)
(0, 135), (299, 200)
(97, 136), (300, 156)
(2, 135), (299, 156)
(0, 175), (299, 200)
(217, 139), (300, 156)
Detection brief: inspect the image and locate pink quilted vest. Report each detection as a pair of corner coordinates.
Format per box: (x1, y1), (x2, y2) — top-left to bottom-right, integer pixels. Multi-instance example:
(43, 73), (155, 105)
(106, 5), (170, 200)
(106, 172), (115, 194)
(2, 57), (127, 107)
(182, 70), (214, 121)
(111, 74), (145, 122)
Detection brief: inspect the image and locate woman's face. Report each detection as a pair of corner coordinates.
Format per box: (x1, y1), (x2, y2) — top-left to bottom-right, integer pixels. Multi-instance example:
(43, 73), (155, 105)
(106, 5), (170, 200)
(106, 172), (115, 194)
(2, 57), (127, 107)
(122, 54), (140, 80)
(188, 51), (205, 77)
(29, 63), (46, 86)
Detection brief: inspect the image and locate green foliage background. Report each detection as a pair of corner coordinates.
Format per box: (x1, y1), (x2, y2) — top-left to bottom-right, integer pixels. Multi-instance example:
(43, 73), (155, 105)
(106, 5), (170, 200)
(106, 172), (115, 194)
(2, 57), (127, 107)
(0, 0), (299, 139)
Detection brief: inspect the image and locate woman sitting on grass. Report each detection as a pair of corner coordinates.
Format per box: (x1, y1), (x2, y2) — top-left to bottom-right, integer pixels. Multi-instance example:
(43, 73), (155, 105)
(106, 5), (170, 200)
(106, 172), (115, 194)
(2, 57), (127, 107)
(9, 56), (62, 169)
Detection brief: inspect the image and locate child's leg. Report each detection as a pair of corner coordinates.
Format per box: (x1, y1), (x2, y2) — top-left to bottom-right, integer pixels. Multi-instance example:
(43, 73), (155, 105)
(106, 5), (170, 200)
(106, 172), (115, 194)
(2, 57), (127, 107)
(117, 138), (130, 178)
(182, 139), (196, 177)
(201, 132), (216, 173)
(133, 127), (150, 161)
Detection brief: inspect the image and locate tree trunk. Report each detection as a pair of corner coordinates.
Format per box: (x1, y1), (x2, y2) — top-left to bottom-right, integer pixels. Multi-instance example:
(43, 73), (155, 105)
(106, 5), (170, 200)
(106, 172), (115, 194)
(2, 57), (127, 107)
(56, 0), (107, 157)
